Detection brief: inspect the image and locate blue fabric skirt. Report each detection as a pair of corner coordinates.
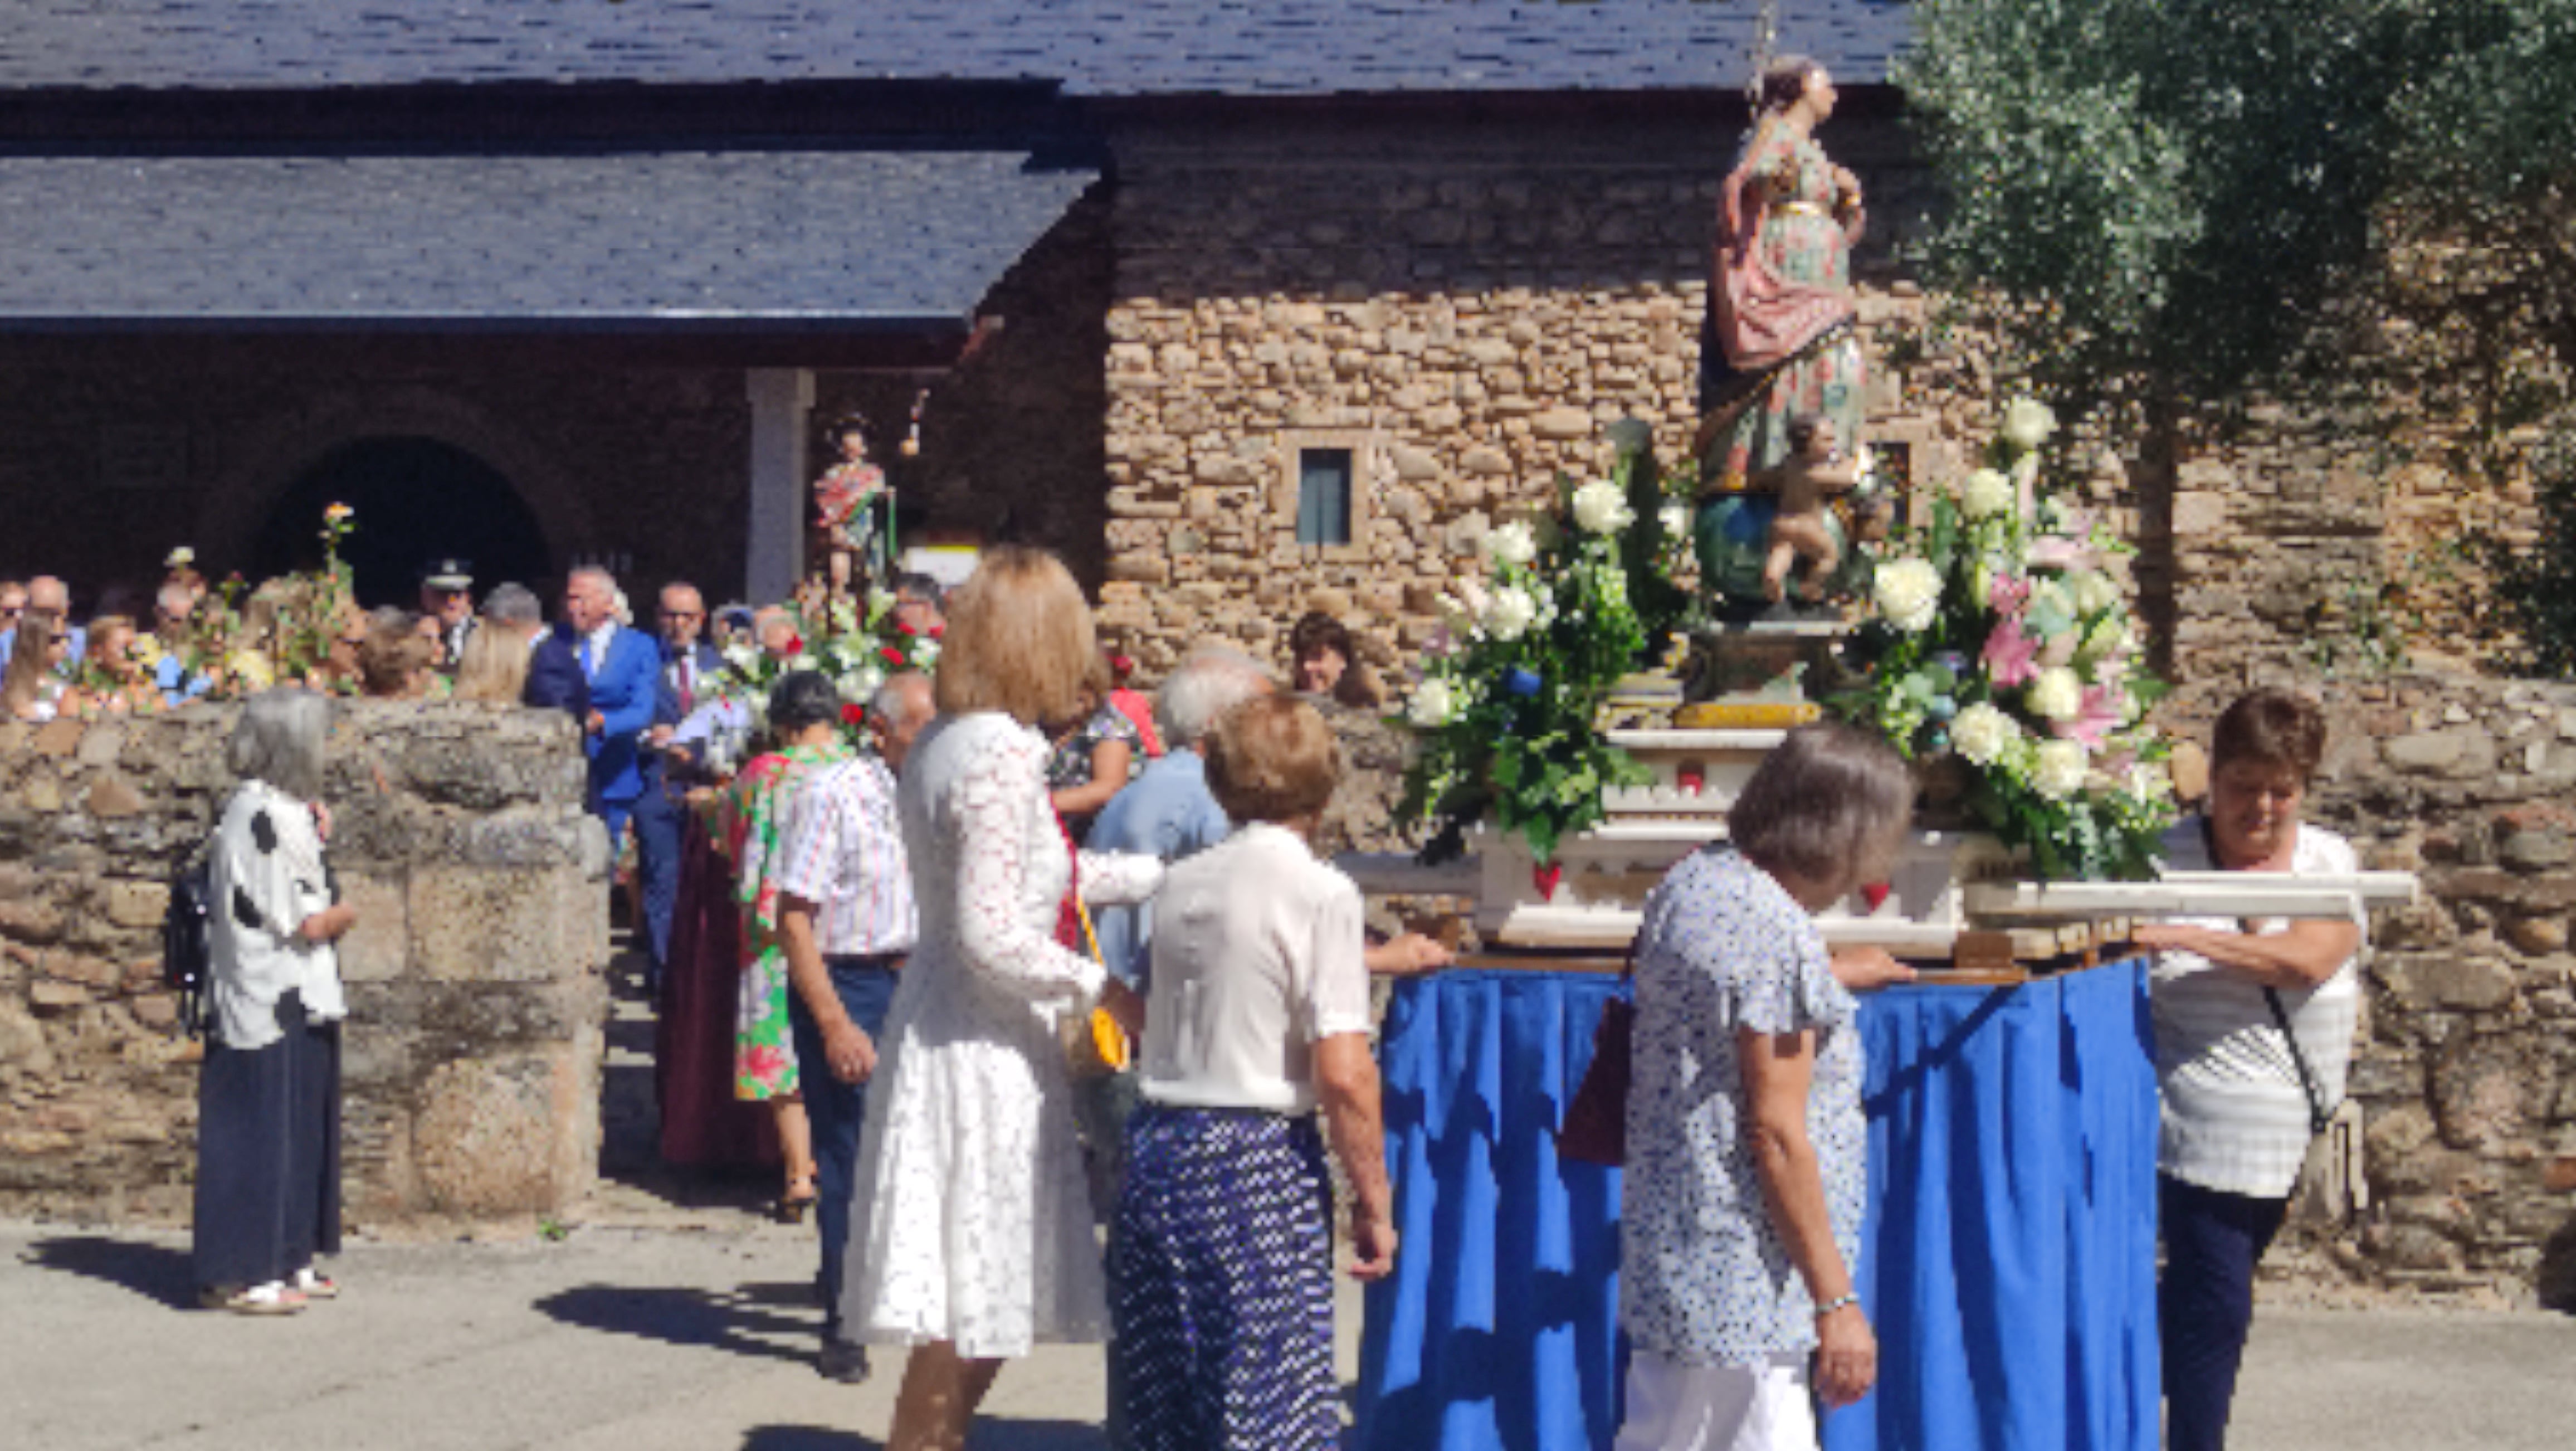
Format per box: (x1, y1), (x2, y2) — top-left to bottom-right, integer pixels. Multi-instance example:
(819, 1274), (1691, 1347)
(1111, 1104), (1339, 1451)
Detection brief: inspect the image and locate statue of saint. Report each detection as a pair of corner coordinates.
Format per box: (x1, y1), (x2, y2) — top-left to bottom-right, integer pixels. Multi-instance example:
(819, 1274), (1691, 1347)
(1694, 55), (1875, 617)
(812, 416), (884, 594)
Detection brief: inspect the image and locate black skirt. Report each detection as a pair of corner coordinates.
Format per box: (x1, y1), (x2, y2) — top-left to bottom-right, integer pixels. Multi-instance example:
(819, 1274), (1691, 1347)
(192, 989), (341, 1293)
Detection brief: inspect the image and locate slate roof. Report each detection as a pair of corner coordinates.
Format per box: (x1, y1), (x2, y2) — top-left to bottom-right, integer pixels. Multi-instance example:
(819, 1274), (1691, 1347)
(0, 1), (1910, 96)
(0, 150), (1096, 326)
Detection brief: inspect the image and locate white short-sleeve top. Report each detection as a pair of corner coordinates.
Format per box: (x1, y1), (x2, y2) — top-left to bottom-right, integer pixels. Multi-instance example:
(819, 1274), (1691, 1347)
(2152, 819), (2367, 1198)
(1138, 821), (1375, 1114)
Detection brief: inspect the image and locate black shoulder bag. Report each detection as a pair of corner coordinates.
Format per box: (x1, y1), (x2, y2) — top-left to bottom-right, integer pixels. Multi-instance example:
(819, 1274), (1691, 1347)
(2199, 815), (2332, 1136)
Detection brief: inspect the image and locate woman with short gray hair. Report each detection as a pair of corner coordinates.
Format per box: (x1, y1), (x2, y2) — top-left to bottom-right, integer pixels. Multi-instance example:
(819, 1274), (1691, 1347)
(1617, 722), (1915, 1449)
(193, 689), (358, 1314)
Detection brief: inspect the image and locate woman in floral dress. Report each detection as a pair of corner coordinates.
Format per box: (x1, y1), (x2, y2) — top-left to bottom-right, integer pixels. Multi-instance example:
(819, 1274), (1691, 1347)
(1705, 56), (1867, 491)
(719, 671), (853, 1220)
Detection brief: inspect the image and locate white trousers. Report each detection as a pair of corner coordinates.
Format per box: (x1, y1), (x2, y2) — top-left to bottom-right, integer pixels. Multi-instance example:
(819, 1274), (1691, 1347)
(1614, 1350), (1819, 1451)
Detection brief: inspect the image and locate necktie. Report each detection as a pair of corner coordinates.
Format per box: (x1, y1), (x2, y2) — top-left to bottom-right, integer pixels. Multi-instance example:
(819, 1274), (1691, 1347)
(678, 656), (695, 714)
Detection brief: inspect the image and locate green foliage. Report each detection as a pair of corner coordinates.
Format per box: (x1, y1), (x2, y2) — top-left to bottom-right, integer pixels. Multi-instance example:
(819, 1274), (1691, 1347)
(1900, 0), (2561, 412)
(2491, 429), (2576, 675)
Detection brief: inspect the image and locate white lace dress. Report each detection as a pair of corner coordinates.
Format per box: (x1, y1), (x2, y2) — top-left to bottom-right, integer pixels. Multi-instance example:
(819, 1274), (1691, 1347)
(838, 710), (1163, 1358)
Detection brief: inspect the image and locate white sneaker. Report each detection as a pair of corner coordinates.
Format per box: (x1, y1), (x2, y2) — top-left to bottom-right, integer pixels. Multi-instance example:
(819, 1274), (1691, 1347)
(290, 1267), (340, 1299)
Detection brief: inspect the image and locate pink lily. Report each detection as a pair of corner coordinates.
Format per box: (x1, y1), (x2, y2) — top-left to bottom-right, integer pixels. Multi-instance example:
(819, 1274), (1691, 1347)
(1988, 572), (2032, 613)
(1982, 615), (2041, 688)
(2053, 684), (2129, 751)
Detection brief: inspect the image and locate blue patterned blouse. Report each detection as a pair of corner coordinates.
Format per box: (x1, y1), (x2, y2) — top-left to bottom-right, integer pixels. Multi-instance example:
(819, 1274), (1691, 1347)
(1619, 846), (1866, 1365)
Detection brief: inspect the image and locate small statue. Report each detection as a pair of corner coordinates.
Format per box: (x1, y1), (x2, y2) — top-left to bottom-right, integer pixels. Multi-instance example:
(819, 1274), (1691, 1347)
(812, 416), (884, 590)
(1755, 413), (1863, 605)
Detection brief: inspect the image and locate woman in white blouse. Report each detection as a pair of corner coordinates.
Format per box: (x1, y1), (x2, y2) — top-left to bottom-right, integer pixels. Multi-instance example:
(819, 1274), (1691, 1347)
(193, 689), (358, 1314)
(837, 547), (1161, 1449)
(1110, 693), (1396, 1451)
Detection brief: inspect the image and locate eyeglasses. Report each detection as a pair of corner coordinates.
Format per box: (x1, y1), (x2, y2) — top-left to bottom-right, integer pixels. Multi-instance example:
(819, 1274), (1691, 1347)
(659, 608), (704, 621)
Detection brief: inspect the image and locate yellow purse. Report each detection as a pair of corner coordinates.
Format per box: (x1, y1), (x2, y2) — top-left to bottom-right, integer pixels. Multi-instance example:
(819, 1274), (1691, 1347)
(1068, 899), (1132, 1075)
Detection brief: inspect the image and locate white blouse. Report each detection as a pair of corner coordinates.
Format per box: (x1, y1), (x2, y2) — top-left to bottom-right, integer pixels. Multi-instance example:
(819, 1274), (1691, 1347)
(1138, 821), (1375, 1115)
(206, 780), (345, 1050)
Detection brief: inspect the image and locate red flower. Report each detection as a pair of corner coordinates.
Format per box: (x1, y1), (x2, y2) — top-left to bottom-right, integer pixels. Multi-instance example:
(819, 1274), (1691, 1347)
(784, 633), (805, 655)
(880, 645), (905, 665)
(894, 620), (918, 636)
(928, 624), (945, 639)
(841, 703), (867, 726)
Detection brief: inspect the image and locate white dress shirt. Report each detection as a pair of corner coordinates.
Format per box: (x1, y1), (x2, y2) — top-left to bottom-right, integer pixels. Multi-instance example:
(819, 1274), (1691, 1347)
(1138, 821), (1374, 1114)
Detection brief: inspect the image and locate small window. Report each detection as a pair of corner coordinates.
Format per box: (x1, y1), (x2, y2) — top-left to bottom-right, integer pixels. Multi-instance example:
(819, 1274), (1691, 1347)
(1295, 447), (1353, 546)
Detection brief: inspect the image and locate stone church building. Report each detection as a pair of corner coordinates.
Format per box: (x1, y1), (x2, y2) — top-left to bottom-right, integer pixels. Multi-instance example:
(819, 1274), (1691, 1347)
(0, 0), (1921, 668)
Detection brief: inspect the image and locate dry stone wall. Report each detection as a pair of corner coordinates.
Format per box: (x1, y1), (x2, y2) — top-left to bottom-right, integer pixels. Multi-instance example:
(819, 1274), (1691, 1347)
(1094, 110), (1948, 683)
(0, 700), (609, 1228)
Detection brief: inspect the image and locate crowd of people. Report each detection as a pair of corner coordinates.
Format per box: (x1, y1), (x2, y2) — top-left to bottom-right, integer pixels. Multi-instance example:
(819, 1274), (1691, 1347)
(149, 513), (2361, 1451)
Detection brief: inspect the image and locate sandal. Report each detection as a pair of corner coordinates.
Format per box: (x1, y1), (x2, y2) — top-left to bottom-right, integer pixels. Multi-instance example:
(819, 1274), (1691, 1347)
(775, 1176), (819, 1225)
(201, 1281), (308, 1316)
(291, 1267), (341, 1300)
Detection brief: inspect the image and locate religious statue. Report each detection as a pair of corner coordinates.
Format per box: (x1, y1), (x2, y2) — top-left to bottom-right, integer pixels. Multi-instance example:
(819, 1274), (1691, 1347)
(812, 415), (885, 595)
(1691, 53), (1879, 621)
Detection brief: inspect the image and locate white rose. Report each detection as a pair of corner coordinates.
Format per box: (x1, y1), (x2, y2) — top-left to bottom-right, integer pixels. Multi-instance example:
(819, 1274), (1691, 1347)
(723, 643), (759, 673)
(1658, 503), (1691, 538)
(1951, 702), (2020, 767)
(1407, 678), (1458, 728)
(2026, 666), (2084, 722)
(856, 663), (886, 697)
(2066, 569), (2123, 617)
(2002, 397), (2058, 452)
(1484, 585), (1538, 641)
(1481, 520), (1538, 569)
(2126, 761), (2172, 804)
(1569, 478), (1636, 535)
(1957, 468), (2014, 520)
(2031, 739), (2089, 800)
(1872, 558), (1943, 633)
(913, 638), (939, 668)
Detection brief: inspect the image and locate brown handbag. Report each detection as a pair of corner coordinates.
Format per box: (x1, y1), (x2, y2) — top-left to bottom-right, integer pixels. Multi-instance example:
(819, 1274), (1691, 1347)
(1556, 963), (1636, 1167)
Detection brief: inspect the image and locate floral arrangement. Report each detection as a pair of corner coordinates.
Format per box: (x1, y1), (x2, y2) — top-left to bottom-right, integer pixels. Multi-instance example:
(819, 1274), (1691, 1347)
(1832, 400), (2175, 879)
(1397, 429), (1692, 864)
(709, 586), (939, 748)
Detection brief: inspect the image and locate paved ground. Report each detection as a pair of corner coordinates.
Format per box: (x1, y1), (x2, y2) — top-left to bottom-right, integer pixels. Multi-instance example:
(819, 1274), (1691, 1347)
(9, 952), (2574, 1448)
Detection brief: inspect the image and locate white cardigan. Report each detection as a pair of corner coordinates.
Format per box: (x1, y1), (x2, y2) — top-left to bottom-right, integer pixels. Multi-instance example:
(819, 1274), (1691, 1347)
(206, 780), (345, 1050)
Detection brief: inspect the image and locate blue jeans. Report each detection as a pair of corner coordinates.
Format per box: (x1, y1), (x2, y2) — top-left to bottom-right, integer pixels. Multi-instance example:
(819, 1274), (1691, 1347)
(2160, 1172), (2289, 1451)
(786, 955), (900, 1345)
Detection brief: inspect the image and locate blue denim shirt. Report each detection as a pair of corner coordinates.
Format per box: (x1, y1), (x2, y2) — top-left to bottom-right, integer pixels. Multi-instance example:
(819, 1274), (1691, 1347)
(1085, 747), (1232, 987)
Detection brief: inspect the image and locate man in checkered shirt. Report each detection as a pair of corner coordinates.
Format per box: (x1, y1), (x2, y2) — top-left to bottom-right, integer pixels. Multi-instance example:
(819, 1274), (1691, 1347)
(776, 671), (934, 1383)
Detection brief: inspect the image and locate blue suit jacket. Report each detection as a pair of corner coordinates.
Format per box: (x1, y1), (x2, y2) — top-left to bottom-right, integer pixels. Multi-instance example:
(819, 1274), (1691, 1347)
(652, 640), (729, 728)
(583, 626), (663, 807)
(523, 626), (589, 718)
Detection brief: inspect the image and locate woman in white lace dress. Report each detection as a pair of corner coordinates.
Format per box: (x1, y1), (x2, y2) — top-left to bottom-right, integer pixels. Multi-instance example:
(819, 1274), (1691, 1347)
(838, 546), (1160, 1449)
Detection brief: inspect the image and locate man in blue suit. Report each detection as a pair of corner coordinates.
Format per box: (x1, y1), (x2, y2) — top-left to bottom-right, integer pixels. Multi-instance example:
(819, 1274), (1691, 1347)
(558, 567), (662, 849)
(634, 580), (727, 989)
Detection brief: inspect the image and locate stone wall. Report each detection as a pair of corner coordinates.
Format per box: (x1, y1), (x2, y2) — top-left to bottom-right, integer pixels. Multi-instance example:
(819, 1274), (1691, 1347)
(0, 700), (609, 1227)
(1093, 109), (1950, 682)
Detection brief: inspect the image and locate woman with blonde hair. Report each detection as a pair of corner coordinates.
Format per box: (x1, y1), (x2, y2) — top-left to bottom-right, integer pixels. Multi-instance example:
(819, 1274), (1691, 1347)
(450, 616), (534, 704)
(1, 615), (71, 722)
(838, 545), (1162, 1448)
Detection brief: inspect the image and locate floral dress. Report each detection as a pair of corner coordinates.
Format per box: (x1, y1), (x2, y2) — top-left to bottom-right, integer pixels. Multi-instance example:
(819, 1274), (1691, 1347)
(1709, 120), (1867, 489)
(719, 740), (851, 1100)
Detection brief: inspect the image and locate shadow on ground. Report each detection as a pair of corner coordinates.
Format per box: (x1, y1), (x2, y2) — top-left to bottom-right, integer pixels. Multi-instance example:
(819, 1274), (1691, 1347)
(19, 1234), (196, 1309)
(534, 1282), (821, 1365)
(740, 1421), (1105, 1450)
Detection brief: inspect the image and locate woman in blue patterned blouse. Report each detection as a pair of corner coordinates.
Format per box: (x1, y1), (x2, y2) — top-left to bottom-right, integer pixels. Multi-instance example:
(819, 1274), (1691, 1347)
(1618, 722), (1916, 1450)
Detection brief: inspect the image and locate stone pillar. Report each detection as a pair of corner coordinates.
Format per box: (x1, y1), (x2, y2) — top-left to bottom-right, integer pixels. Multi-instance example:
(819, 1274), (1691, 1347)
(746, 367), (814, 605)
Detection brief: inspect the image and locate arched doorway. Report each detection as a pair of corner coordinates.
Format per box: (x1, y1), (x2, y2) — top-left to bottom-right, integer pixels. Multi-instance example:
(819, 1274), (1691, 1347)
(252, 437), (553, 607)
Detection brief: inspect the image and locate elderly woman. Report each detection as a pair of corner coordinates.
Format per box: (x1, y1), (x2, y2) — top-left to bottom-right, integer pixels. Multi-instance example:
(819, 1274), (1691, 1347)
(2133, 689), (2365, 1451)
(839, 546), (1161, 1449)
(1045, 653), (1143, 843)
(1619, 722), (1914, 1451)
(194, 689), (357, 1315)
(1110, 693), (1395, 1450)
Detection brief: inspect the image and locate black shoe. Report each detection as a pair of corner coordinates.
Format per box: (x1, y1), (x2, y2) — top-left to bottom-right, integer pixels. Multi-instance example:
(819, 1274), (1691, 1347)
(818, 1339), (871, 1384)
